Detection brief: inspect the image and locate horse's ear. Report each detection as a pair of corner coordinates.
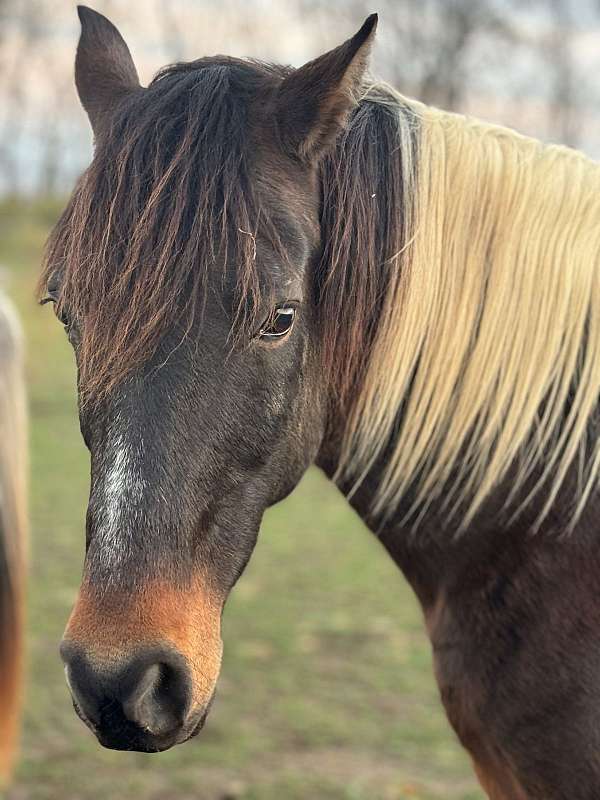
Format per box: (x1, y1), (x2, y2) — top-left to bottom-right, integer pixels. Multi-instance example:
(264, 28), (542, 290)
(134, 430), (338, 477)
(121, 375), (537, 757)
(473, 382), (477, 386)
(75, 5), (141, 136)
(276, 14), (377, 163)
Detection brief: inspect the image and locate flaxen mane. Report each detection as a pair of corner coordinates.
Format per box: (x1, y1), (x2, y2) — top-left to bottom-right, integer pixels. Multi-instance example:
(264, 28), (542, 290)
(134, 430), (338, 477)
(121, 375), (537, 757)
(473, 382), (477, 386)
(41, 60), (600, 531)
(330, 86), (600, 532)
(0, 295), (26, 783)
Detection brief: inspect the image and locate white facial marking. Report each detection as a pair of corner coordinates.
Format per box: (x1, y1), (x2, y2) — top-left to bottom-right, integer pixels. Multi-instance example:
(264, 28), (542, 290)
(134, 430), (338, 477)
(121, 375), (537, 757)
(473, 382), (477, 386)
(95, 419), (147, 568)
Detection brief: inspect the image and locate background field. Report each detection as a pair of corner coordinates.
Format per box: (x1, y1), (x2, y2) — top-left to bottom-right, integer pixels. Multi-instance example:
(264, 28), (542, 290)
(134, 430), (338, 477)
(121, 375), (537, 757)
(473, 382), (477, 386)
(0, 200), (481, 800)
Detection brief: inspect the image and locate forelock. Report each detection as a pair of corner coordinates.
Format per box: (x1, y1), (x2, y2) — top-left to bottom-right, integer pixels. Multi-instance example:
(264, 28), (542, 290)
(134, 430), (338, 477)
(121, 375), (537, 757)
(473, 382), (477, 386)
(40, 58), (290, 403)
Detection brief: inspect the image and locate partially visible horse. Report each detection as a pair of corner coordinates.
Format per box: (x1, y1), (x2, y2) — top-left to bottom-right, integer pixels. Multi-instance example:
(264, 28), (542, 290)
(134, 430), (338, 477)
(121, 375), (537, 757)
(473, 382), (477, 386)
(0, 293), (26, 786)
(41, 6), (600, 798)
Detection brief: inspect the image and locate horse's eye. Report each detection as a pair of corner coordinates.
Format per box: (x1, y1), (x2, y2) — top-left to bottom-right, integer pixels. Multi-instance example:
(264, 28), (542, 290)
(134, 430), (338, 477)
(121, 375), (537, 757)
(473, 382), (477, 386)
(259, 306), (296, 341)
(57, 307), (71, 328)
(41, 295), (70, 329)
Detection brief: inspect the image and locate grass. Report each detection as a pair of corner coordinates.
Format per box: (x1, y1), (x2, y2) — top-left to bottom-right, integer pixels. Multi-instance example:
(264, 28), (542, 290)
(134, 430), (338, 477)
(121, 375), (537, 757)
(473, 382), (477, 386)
(0, 199), (482, 800)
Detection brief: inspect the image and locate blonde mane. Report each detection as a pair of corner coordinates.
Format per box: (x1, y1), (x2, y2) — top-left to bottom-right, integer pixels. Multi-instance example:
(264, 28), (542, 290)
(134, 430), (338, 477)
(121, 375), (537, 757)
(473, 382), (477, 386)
(0, 294), (26, 784)
(339, 89), (600, 531)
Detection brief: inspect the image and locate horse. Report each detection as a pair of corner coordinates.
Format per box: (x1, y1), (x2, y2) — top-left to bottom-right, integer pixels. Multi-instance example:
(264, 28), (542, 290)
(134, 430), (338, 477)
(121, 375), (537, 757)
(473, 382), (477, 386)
(39, 6), (600, 798)
(0, 293), (26, 787)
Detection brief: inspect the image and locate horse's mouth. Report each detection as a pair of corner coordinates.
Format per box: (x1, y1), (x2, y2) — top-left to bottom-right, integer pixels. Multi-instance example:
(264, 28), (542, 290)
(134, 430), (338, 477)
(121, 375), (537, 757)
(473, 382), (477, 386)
(71, 695), (213, 753)
(179, 691), (216, 744)
(181, 708), (209, 743)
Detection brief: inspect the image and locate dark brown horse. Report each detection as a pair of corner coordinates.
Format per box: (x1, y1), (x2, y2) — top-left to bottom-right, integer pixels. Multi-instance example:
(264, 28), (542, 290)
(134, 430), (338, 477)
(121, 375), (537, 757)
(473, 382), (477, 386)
(41, 7), (600, 799)
(0, 294), (26, 787)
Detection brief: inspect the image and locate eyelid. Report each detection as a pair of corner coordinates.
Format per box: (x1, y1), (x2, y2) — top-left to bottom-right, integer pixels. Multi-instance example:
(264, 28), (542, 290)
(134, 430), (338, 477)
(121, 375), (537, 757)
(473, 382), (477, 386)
(42, 295), (71, 329)
(272, 305), (295, 316)
(258, 305), (296, 340)
(40, 271), (62, 305)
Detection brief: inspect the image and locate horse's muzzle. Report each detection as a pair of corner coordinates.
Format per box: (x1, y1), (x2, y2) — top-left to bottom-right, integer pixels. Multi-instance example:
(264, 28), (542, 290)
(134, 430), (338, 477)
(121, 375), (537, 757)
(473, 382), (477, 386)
(60, 640), (207, 752)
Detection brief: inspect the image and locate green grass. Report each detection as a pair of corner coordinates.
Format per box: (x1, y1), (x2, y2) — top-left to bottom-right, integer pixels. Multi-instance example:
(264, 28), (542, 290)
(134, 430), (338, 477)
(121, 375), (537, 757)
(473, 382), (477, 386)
(0, 199), (482, 799)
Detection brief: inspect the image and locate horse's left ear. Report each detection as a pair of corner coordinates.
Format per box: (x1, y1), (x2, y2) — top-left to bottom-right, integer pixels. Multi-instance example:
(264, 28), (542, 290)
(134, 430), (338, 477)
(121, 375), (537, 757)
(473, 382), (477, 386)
(75, 5), (141, 136)
(276, 14), (378, 163)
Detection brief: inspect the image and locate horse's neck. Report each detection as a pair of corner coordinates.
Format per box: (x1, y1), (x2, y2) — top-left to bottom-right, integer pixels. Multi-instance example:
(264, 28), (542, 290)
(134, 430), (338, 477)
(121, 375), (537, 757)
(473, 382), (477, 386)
(316, 391), (600, 611)
(316, 423), (456, 606)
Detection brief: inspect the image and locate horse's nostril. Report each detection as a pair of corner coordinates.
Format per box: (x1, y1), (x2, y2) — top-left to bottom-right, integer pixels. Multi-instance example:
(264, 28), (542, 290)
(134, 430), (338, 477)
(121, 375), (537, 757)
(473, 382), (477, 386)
(60, 641), (193, 748)
(123, 660), (190, 736)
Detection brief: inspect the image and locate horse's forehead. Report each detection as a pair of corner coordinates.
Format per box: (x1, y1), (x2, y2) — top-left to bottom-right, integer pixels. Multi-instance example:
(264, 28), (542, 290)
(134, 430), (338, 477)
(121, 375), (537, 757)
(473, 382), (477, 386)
(250, 180), (321, 272)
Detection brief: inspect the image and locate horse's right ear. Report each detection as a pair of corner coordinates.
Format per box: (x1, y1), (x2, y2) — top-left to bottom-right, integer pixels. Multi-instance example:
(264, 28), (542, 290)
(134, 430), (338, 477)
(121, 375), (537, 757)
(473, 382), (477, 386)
(75, 5), (141, 136)
(275, 14), (378, 164)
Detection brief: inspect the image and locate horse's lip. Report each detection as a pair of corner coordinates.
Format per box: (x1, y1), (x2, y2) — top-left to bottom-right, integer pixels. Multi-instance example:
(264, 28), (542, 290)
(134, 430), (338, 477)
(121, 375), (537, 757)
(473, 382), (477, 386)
(71, 697), (99, 735)
(71, 695), (213, 750)
(182, 709), (209, 742)
(180, 692), (215, 743)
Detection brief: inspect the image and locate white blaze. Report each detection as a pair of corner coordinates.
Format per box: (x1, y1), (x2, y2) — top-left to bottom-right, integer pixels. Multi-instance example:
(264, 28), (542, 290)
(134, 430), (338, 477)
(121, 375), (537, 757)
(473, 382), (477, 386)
(95, 424), (146, 567)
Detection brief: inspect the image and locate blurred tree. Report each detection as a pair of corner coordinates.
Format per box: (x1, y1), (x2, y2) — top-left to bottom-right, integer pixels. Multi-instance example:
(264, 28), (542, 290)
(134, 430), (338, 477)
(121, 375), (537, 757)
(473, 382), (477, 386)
(0, 0), (38, 194)
(299, 0), (518, 110)
(547, 0), (579, 147)
(0, 0), (599, 196)
(154, 0), (187, 62)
